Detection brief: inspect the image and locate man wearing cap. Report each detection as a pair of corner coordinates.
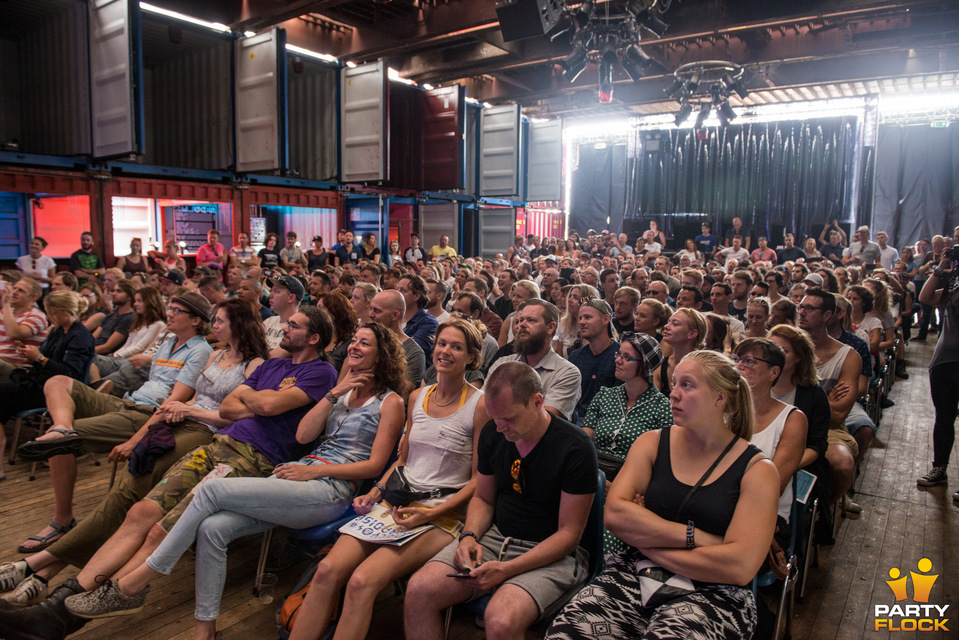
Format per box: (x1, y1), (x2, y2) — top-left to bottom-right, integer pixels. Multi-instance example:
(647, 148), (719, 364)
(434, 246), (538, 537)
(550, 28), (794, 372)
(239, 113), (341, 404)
(488, 299), (581, 421)
(15, 292), (215, 554)
(159, 270), (184, 301)
(843, 226), (881, 267)
(568, 299), (621, 424)
(305, 235), (331, 273)
(803, 272), (824, 290)
(265, 275), (304, 356)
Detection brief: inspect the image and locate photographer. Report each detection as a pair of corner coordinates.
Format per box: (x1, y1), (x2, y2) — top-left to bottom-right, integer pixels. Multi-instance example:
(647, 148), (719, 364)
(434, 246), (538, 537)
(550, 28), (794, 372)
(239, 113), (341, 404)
(915, 229), (959, 504)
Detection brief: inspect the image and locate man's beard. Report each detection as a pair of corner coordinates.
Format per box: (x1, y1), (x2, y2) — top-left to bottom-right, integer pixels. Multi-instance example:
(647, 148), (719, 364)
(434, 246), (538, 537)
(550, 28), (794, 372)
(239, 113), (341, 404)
(514, 331), (547, 356)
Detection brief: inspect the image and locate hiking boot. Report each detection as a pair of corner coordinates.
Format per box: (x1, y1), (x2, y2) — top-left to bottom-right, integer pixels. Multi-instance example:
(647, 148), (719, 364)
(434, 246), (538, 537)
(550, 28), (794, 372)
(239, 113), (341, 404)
(917, 466), (948, 487)
(0, 577), (87, 640)
(64, 578), (149, 619)
(1, 575), (48, 606)
(842, 495), (862, 518)
(0, 562), (28, 593)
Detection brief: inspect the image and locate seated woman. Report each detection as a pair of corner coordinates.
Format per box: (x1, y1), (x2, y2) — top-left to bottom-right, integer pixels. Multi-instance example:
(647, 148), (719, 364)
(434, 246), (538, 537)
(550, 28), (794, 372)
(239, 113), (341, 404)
(847, 285), (882, 354)
(0, 291), (95, 483)
(0, 298), (266, 602)
(60, 322), (407, 638)
(769, 298), (797, 328)
(499, 280), (540, 348)
(741, 297), (771, 340)
(733, 338), (807, 536)
(675, 238), (704, 264)
(319, 291), (358, 374)
(287, 318), (488, 640)
(767, 324), (832, 541)
(547, 350), (779, 640)
(90, 287), (166, 386)
(633, 298), (671, 342)
(582, 331), (672, 552)
(116, 238), (148, 277)
(704, 312), (733, 353)
(79, 282), (110, 333)
(655, 307), (707, 396)
(148, 239), (187, 273)
(350, 282), (378, 326)
(553, 284), (599, 356)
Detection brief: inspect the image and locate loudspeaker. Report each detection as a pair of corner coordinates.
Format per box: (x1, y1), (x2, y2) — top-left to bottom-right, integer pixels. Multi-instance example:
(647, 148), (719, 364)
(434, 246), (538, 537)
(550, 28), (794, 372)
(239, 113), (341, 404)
(495, 0), (564, 42)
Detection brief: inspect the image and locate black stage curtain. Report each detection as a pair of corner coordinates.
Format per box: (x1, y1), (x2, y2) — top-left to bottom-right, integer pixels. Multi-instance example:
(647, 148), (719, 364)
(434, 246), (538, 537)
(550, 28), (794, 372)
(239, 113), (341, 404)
(872, 123), (959, 247)
(570, 141), (627, 235)
(625, 117), (860, 243)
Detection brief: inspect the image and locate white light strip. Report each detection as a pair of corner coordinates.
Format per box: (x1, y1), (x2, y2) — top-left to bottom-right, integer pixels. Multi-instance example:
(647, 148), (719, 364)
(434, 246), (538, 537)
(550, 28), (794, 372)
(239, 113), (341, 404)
(880, 92), (959, 115)
(140, 2), (231, 33)
(388, 68), (417, 86)
(286, 44), (338, 63)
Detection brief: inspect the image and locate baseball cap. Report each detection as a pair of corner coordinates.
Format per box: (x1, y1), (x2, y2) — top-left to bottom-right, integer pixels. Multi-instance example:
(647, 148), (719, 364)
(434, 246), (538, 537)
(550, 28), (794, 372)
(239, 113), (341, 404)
(857, 225), (870, 233)
(268, 275), (306, 300)
(161, 270), (185, 285)
(582, 299), (613, 317)
(619, 331), (664, 384)
(803, 273), (824, 287)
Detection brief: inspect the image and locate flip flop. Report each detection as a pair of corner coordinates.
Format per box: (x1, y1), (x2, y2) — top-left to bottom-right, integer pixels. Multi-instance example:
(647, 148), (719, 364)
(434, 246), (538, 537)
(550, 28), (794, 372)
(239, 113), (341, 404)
(16, 429), (84, 462)
(17, 519), (77, 553)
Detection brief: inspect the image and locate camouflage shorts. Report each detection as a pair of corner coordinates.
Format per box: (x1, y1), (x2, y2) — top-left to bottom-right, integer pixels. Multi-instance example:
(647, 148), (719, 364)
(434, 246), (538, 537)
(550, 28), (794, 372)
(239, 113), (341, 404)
(145, 434), (275, 532)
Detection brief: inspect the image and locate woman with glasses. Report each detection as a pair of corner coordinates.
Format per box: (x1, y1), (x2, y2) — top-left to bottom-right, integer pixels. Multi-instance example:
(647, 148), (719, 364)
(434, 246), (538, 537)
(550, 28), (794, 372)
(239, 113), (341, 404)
(16, 237), (57, 291)
(79, 282), (111, 333)
(553, 284), (599, 356)
(582, 331), (672, 550)
(655, 307), (707, 396)
(548, 349), (778, 640)
(286, 318), (487, 640)
(733, 338), (807, 534)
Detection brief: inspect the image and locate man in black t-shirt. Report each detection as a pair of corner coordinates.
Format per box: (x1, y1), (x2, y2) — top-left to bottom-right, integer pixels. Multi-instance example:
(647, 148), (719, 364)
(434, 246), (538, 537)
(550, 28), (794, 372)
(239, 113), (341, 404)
(405, 362), (597, 639)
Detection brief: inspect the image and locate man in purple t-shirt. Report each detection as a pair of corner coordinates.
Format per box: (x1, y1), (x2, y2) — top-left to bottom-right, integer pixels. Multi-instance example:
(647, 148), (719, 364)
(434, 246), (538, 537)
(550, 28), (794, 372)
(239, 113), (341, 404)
(0, 308), (336, 638)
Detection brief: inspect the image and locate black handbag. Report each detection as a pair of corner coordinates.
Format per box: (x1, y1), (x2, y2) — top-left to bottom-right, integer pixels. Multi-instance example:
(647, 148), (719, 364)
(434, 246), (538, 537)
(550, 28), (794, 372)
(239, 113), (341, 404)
(381, 466), (457, 507)
(596, 450), (625, 481)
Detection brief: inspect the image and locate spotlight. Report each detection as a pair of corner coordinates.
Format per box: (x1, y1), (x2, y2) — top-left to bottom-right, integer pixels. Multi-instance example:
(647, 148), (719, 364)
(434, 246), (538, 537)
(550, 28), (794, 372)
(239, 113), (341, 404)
(717, 100), (737, 125)
(687, 71), (701, 93)
(634, 9), (669, 36)
(562, 43), (588, 81)
(695, 102), (711, 129)
(598, 60), (614, 103)
(674, 101), (693, 126)
(574, 1), (594, 28)
(665, 78), (685, 99)
(623, 44), (652, 78)
(726, 75), (749, 99)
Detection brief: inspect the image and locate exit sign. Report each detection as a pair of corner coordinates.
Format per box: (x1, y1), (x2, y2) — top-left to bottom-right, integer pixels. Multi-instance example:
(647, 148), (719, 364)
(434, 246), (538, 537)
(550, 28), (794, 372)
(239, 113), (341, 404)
(931, 121), (949, 128)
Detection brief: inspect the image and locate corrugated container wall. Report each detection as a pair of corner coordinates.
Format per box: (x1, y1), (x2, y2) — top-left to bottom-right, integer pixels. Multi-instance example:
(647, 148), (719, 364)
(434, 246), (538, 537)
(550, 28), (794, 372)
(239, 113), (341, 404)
(139, 19), (233, 170)
(3, 3), (91, 156)
(286, 57), (338, 182)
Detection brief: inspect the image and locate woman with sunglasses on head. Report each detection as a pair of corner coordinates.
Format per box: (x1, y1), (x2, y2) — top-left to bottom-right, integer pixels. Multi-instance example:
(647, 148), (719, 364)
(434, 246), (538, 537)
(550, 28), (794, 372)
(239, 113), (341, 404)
(655, 307), (707, 397)
(553, 284), (600, 356)
(732, 338), (807, 540)
(16, 237), (57, 292)
(287, 318), (488, 640)
(79, 282), (111, 333)
(548, 349), (778, 640)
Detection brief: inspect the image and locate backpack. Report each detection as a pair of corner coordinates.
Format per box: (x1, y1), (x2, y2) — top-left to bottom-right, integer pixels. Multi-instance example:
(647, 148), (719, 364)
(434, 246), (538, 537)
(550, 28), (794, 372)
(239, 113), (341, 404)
(276, 544), (338, 638)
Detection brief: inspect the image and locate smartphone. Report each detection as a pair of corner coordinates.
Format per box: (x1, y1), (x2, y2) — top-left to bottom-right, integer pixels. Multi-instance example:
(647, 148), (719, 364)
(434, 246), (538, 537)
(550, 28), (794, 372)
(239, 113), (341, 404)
(446, 573), (476, 579)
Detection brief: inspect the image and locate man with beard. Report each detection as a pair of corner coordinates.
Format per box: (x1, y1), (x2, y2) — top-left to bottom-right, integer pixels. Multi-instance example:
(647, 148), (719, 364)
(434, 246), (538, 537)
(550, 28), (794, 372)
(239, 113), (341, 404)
(487, 299), (581, 421)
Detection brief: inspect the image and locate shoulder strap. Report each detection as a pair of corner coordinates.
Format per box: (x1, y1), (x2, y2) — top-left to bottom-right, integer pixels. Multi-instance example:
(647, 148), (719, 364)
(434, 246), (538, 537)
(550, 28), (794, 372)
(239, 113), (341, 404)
(675, 435), (738, 520)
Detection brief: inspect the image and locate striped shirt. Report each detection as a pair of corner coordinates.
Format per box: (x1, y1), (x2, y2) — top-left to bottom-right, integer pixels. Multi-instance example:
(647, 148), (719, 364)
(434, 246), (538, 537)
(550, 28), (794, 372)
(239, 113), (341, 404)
(0, 307), (48, 365)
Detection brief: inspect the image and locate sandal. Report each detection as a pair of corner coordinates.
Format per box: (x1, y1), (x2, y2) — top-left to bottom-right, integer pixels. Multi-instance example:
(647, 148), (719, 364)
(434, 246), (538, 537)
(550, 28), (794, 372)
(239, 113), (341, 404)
(18, 519), (77, 553)
(17, 429), (85, 461)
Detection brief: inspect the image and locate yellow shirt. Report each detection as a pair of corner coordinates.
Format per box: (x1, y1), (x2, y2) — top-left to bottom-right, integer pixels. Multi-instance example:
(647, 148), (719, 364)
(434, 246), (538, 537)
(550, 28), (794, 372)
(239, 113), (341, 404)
(427, 244), (457, 260)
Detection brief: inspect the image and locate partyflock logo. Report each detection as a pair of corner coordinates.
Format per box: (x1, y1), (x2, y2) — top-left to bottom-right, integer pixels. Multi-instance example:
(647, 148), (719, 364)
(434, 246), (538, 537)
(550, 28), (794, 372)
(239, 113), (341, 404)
(874, 558), (949, 631)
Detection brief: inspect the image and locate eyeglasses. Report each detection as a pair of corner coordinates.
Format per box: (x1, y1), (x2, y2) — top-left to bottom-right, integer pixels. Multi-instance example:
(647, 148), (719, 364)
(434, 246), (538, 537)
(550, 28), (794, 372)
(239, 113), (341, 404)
(511, 458), (524, 494)
(731, 354), (774, 369)
(614, 352), (640, 364)
(167, 307), (192, 316)
(797, 304), (823, 313)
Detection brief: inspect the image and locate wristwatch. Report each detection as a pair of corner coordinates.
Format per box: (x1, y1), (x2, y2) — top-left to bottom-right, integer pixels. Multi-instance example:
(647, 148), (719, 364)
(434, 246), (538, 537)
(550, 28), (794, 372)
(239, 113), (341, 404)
(458, 530), (478, 543)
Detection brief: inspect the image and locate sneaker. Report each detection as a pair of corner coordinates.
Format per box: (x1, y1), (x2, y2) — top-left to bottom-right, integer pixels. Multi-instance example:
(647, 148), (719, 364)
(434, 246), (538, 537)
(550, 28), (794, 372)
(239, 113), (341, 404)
(842, 495), (863, 518)
(1, 574), (48, 606)
(0, 561), (28, 593)
(881, 397), (895, 409)
(953, 490), (959, 504)
(64, 579), (149, 619)
(917, 466), (948, 487)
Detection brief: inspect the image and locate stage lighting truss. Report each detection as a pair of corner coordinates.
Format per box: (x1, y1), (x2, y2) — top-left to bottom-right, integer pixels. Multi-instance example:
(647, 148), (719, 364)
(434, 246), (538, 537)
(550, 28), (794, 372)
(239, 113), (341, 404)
(668, 60), (747, 127)
(556, 0), (671, 102)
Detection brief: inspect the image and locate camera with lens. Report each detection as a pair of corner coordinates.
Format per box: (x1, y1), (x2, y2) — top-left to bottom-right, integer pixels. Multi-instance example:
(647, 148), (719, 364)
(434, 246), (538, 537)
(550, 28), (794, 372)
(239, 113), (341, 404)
(945, 245), (959, 262)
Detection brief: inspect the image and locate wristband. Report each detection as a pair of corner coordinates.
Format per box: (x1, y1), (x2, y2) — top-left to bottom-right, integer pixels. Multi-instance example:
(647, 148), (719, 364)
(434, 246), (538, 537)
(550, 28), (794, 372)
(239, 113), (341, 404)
(686, 521), (696, 549)
(374, 482), (385, 494)
(458, 530), (478, 543)
(324, 392), (338, 404)
(933, 267), (947, 279)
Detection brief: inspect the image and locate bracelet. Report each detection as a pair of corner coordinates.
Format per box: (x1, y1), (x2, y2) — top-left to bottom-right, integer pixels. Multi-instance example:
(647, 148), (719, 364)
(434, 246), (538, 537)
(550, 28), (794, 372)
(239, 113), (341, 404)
(374, 482), (385, 494)
(324, 392), (338, 404)
(458, 530), (478, 543)
(686, 521), (696, 549)
(933, 268), (947, 279)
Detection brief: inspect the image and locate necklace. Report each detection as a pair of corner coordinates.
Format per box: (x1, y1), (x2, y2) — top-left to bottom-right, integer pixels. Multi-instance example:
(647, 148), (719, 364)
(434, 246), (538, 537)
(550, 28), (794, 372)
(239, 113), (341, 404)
(432, 383), (468, 407)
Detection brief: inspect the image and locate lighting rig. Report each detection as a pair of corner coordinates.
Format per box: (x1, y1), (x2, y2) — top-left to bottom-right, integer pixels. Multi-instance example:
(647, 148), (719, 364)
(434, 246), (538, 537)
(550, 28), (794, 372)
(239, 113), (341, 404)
(556, 1), (671, 103)
(665, 61), (748, 127)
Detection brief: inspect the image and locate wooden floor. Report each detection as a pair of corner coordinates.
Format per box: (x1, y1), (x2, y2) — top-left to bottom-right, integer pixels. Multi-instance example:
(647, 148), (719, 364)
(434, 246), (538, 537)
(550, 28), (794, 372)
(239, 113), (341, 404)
(0, 337), (955, 639)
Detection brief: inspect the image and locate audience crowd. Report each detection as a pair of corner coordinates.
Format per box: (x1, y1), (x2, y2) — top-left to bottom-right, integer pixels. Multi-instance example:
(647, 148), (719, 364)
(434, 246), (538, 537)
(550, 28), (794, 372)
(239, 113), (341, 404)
(0, 219), (955, 640)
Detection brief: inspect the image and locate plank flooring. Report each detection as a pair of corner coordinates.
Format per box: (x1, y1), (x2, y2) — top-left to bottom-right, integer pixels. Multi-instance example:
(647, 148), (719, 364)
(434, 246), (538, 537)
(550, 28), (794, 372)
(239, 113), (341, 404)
(0, 336), (955, 639)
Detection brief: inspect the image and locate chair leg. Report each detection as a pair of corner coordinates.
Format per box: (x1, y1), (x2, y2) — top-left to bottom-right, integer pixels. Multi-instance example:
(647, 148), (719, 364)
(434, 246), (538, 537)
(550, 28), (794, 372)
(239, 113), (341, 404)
(254, 529), (274, 595)
(773, 556), (797, 640)
(443, 606), (453, 640)
(799, 499), (819, 602)
(28, 461), (37, 481)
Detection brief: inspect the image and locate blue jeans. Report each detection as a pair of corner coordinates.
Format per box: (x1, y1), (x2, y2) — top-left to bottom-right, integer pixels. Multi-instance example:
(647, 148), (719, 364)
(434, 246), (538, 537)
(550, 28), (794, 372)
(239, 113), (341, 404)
(145, 474), (355, 620)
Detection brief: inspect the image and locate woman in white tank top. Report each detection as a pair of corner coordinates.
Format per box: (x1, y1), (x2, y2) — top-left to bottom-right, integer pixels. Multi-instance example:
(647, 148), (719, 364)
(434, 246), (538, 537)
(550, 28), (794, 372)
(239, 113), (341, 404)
(734, 338), (808, 523)
(288, 318), (490, 640)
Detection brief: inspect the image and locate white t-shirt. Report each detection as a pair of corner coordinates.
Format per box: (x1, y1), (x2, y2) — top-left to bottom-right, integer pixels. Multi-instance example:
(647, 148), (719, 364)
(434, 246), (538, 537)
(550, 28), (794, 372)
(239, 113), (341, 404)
(263, 315), (286, 351)
(16, 255), (57, 288)
(717, 246), (751, 266)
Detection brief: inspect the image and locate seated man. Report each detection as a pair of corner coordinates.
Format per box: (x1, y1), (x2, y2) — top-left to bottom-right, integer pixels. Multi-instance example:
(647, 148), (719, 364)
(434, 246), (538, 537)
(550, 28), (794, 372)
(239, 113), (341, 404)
(405, 362), (598, 639)
(568, 300), (620, 425)
(15, 293), (215, 553)
(0, 307), (337, 640)
(0, 277), (48, 383)
(488, 299), (582, 420)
